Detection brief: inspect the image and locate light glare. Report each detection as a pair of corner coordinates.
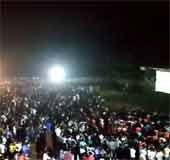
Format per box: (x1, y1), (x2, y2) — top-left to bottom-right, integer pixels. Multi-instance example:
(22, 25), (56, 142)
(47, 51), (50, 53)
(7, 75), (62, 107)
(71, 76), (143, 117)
(48, 66), (65, 83)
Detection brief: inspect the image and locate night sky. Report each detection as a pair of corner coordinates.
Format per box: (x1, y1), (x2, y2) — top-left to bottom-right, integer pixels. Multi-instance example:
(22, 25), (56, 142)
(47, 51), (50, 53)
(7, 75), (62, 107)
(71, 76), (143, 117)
(1, 2), (169, 77)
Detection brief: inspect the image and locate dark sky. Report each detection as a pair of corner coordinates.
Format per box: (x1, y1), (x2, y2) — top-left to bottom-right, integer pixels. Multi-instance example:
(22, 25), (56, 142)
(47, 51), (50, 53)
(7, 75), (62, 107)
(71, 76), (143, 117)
(1, 2), (169, 77)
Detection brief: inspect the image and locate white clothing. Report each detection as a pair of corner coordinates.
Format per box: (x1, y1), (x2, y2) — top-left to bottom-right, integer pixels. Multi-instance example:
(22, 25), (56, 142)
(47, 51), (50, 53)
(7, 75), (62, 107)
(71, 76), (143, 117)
(59, 150), (64, 160)
(130, 148), (136, 158)
(155, 151), (164, 160)
(73, 96), (76, 101)
(31, 108), (36, 115)
(2, 136), (7, 145)
(1, 115), (7, 122)
(80, 148), (86, 154)
(147, 150), (156, 160)
(139, 148), (147, 160)
(16, 143), (22, 152)
(43, 153), (51, 160)
(99, 134), (104, 140)
(0, 144), (6, 154)
(14, 153), (19, 160)
(13, 126), (17, 136)
(164, 147), (170, 158)
(55, 127), (61, 137)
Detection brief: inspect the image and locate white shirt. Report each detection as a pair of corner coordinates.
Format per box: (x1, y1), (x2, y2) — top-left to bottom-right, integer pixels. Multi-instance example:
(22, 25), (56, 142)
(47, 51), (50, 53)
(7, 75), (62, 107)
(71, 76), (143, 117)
(73, 96), (76, 101)
(155, 151), (164, 160)
(130, 148), (136, 158)
(16, 143), (22, 152)
(80, 148), (86, 154)
(55, 127), (61, 137)
(43, 153), (51, 160)
(99, 134), (104, 141)
(59, 150), (64, 160)
(0, 144), (6, 154)
(1, 115), (7, 122)
(99, 119), (104, 128)
(13, 126), (17, 136)
(147, 150), (156, 160)
(76, 94), (80, 101)
(79, 124), (86, 132)
(139, 148), (147, 160)
(164, 147), (170, 158)
(14, 153), (19, 160)
(31, 108), (37, 115)
(2, 136), (7, 145)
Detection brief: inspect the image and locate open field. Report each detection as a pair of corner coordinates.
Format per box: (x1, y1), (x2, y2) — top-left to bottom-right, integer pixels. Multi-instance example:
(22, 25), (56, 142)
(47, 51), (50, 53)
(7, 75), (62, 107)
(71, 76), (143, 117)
(100, 89), (169, 113)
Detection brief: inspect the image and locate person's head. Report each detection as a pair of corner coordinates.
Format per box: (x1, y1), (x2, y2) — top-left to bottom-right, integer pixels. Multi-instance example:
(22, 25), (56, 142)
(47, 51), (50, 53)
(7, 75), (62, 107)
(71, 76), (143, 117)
(157, 147), (162, 152)
(88, 151), (94, 156)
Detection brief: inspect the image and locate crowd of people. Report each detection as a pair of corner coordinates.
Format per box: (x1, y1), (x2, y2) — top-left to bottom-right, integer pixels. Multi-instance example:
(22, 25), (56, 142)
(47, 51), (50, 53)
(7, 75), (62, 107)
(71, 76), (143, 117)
(0, 82), (169, 160)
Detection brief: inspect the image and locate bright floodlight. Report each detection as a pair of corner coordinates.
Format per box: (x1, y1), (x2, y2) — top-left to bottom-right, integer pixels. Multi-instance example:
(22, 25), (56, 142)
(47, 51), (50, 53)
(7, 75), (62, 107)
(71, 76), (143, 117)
(48, 66), (65, 83)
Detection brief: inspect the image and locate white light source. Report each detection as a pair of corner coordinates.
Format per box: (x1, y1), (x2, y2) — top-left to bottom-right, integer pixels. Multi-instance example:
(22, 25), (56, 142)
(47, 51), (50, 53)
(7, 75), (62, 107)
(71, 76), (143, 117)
(155, 70), (170, 94)
(140, 66), (146, 71)
(48, 66), (65, 83)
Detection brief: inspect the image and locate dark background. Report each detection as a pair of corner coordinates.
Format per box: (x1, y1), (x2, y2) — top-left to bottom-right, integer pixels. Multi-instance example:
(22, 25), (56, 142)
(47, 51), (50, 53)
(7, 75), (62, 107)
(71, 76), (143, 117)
(1, 2), (169, 77)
